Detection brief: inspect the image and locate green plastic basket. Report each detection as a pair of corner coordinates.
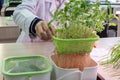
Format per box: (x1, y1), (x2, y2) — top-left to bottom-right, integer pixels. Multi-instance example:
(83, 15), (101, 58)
(2, 55), (52, 77)
(52, 35), (99, 54)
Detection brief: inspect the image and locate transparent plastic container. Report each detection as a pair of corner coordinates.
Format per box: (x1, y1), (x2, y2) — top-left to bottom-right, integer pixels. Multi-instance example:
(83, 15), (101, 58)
(2, 56), (52, 80)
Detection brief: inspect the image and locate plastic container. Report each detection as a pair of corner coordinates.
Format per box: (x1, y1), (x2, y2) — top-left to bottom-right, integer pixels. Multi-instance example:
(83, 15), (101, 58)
(51, 57), (98, 80)
(52, 34), (99, 54)
(2, 56), (52, 80)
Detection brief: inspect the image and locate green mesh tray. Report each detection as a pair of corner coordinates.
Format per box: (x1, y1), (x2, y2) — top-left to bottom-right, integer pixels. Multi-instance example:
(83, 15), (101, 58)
(2, 56), (52, 77)
(53, 35), (99, 54)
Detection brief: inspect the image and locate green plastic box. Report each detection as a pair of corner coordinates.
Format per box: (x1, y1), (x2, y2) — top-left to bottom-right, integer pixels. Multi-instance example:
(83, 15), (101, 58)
(2, 55), (52, 80)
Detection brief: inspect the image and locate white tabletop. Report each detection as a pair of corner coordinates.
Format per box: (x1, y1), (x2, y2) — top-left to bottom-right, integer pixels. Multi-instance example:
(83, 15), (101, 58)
(91, 37), (120, 80)
(0, 37), (120, 80)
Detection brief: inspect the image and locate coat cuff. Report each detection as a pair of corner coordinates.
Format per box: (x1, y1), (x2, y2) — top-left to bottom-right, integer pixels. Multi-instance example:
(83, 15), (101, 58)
(29, 17), (42, 38)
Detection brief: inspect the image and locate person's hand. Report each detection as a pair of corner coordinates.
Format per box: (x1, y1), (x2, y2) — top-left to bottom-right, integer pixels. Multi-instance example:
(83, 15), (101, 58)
(35, 21), (56, 40)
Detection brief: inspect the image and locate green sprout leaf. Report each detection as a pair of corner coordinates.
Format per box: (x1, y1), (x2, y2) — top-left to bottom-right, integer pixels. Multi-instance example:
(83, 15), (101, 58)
(48, 0), (114, 39)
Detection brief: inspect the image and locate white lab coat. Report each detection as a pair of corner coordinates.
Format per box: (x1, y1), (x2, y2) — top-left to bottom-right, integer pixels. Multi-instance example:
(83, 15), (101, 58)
(13, 0), (68, 42)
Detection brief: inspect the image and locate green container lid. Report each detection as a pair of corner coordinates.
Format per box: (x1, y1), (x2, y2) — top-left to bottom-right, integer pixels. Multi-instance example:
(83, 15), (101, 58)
(2, 56), (52, 77)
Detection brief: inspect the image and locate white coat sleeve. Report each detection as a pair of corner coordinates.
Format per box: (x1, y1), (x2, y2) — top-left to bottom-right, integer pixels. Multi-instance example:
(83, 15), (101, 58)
(13, 0), (39, 35)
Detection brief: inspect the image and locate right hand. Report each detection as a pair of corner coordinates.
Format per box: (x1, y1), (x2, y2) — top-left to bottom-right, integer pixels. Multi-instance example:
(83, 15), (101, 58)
(35, 21), (56, 41)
